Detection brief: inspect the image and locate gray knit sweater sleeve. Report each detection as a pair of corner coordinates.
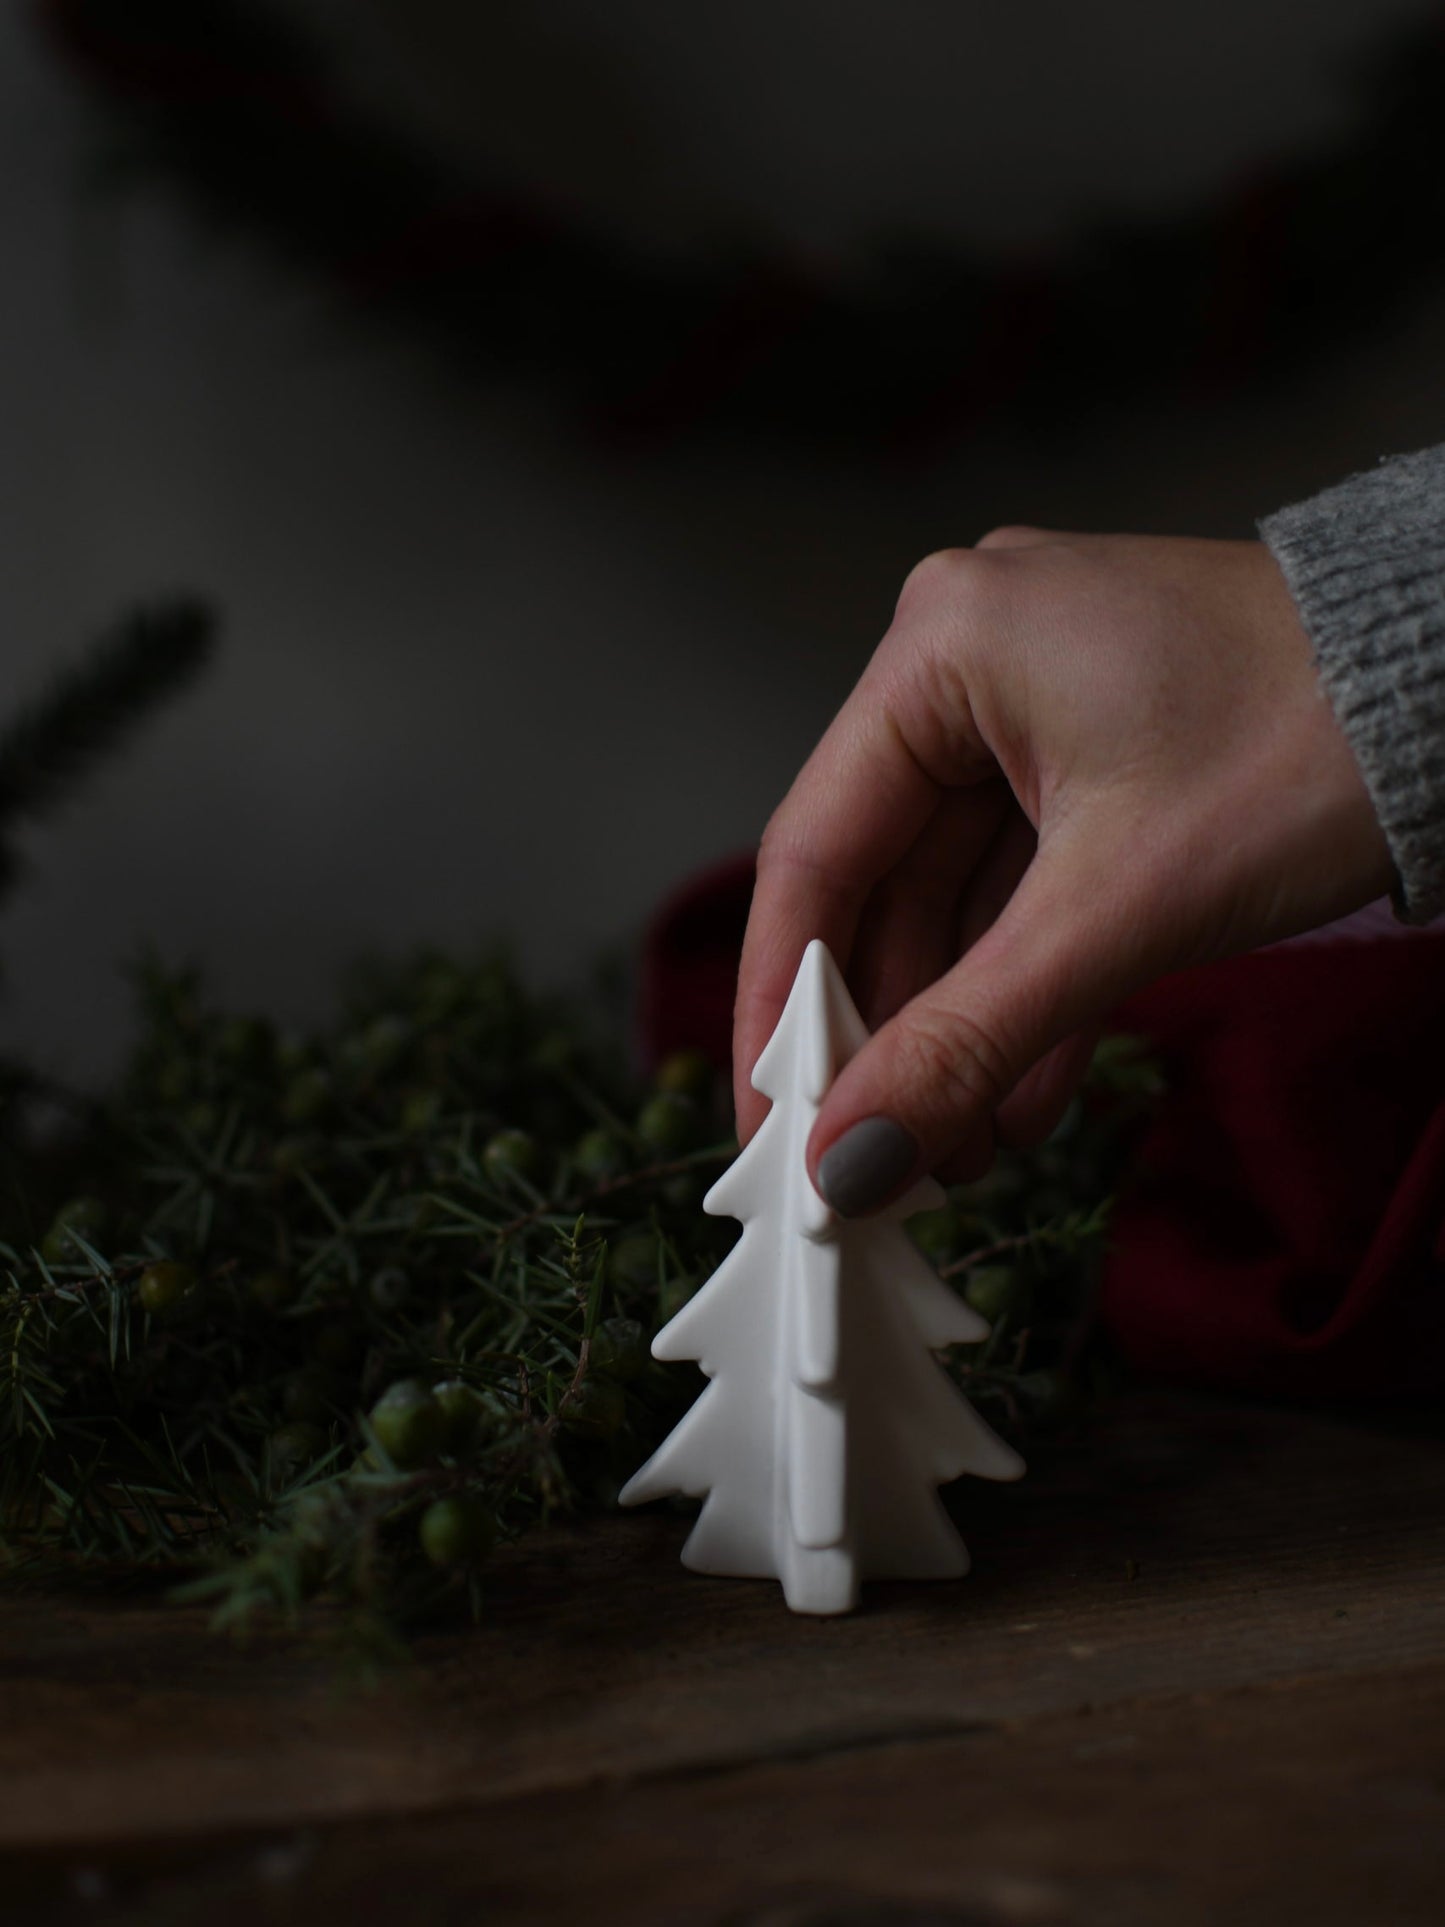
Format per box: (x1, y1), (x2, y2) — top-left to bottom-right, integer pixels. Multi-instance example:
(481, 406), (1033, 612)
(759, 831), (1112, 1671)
(1259, 443), (1445, 923)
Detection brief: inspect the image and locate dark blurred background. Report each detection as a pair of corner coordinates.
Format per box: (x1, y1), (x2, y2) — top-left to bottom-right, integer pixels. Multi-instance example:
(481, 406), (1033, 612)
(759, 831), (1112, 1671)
(6, 0), (1445, 1081)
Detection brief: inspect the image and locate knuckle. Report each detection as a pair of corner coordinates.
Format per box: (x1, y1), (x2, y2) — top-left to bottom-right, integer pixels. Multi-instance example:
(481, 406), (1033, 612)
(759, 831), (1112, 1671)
(894, 1003), (1013, 1123)
(975, 523), (1045, 551)
(755, 806), (850, 897)
(756, 805), (788, 866)
(756, 804), (809, 877)
(895, 546), (972, 616)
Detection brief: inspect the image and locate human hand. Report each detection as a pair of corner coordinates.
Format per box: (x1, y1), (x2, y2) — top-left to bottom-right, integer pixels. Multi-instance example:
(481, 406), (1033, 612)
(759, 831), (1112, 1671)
(733, 529), (1395, 1215)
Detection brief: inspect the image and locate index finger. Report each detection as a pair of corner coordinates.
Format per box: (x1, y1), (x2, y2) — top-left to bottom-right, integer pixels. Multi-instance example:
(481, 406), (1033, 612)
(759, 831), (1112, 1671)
(731, 667), (953, 1141)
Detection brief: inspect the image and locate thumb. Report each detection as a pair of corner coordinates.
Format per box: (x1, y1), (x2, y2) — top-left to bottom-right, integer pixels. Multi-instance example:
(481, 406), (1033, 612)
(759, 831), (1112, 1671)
(806, 842), (1138, 1216)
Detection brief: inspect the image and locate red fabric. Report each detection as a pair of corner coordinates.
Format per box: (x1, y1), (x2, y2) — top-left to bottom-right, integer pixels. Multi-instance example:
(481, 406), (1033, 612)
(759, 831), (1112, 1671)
(639, 853), (758, 1074)
(1106, 940), (1445, 1398)
(639, 856), (1445, 1399)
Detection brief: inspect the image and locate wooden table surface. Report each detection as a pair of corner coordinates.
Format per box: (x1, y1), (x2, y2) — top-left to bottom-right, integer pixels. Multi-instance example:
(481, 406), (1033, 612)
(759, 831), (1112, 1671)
(3, 1387), (1444, 1926)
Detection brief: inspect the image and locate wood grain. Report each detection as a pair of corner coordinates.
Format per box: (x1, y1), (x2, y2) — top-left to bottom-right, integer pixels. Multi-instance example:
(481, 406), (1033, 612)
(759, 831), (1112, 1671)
(3, 1389), (1443, 1924)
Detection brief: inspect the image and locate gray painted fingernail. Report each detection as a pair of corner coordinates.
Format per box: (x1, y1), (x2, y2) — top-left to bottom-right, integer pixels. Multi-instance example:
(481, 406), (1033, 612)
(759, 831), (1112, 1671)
(816, 1116), (920, 1218)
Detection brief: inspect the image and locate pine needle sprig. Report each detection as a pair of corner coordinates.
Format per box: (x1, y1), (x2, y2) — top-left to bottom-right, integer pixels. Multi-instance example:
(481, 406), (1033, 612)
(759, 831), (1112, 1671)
(0, 601), (215, 910)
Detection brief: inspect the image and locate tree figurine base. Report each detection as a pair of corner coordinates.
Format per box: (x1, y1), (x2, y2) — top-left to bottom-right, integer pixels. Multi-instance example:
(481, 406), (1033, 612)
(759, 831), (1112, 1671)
(620, 939), (1024, 1614)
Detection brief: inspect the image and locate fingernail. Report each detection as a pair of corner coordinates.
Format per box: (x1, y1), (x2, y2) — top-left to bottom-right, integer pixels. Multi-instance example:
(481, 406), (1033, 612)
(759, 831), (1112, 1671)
(816, 1116), (920, 1218)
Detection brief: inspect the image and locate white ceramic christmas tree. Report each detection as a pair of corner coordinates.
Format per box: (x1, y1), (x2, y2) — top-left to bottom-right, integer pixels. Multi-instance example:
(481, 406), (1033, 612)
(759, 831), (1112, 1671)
(619, 938), (1024, 1614)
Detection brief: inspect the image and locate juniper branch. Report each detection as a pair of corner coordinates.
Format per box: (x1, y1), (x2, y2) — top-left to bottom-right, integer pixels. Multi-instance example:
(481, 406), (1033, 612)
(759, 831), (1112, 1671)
(0, 600), (215, 907)
(0, 938), (1145, 1659)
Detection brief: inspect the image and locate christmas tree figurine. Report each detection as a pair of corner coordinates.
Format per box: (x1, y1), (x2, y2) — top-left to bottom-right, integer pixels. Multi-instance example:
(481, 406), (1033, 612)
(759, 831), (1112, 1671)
(620, 938), (1024, 1613)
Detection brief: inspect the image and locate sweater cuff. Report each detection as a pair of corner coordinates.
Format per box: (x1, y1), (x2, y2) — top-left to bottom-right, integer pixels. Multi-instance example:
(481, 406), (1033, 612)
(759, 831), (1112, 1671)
(1259, 445), (1445, 924)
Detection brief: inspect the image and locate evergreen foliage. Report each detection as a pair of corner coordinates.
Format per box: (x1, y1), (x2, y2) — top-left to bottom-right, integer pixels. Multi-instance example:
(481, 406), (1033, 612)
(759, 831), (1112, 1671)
(0, 945), (1149, 1659)
(0, 600), (213, 910)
